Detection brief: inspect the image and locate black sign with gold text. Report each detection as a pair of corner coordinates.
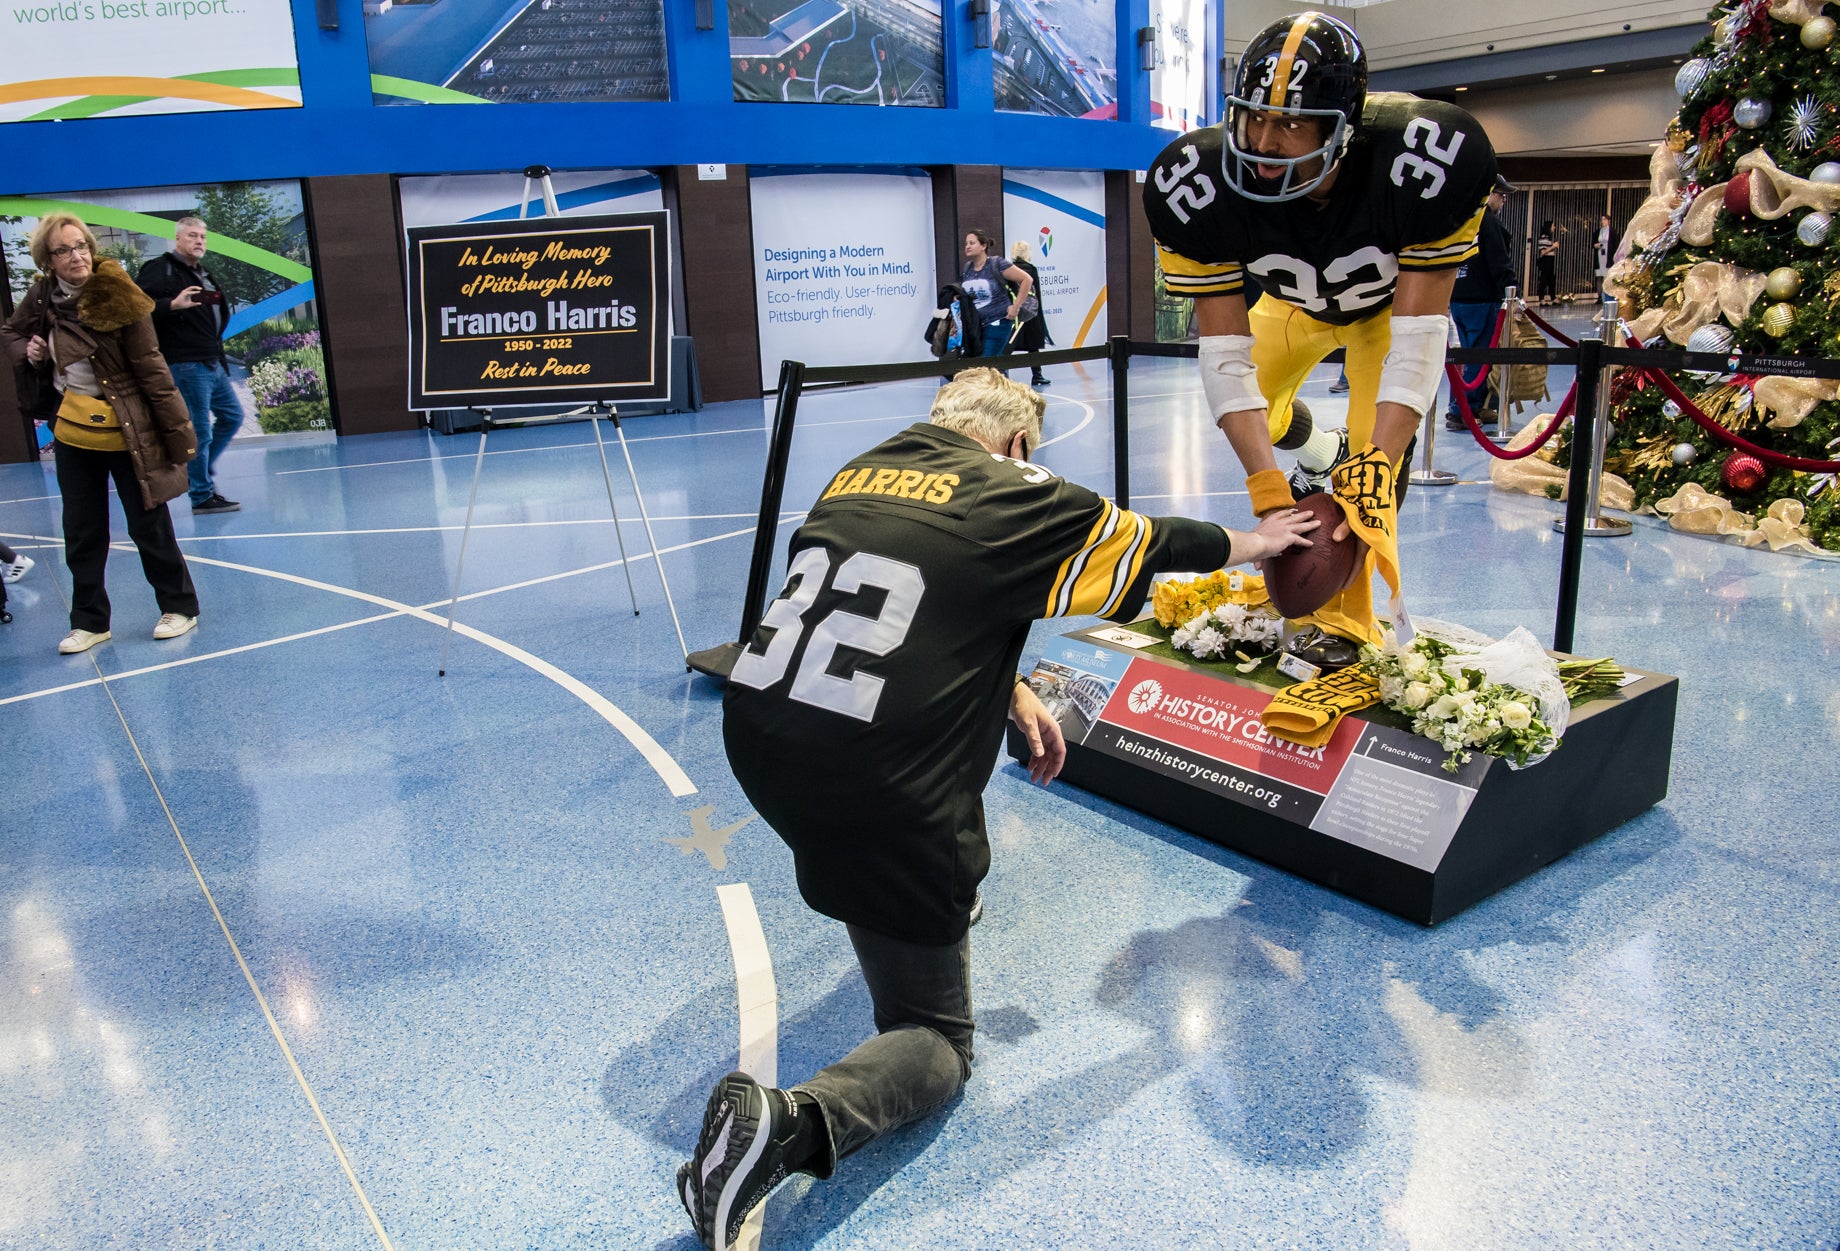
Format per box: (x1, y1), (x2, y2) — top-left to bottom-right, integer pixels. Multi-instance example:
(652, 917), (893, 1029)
(405, 212), (671, 409)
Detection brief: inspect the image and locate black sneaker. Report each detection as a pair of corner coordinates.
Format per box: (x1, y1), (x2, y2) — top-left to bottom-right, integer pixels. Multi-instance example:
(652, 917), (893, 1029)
(681, 1072), (808, 1250)
(192, 493), (241, 514)
(1286, 427), (1348, 499)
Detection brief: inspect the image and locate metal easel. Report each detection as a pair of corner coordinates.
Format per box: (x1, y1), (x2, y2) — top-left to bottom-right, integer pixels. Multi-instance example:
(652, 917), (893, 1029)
(436, 166), (690, 675)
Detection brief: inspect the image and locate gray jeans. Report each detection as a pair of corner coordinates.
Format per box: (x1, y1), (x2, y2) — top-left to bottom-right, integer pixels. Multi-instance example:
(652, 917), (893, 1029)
(796, 924), (974, 1175)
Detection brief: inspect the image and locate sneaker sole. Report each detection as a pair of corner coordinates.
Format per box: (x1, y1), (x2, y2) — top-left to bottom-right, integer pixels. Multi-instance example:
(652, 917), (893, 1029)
(59, 632), (110, 654)
(154, 621), (197, 640)
(711, 1081), (769, 1251)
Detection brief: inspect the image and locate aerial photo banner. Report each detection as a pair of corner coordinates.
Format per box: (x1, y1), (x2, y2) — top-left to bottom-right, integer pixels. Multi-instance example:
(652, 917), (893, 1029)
(0, 0), (300, 122)
(405, 212), (672, 409)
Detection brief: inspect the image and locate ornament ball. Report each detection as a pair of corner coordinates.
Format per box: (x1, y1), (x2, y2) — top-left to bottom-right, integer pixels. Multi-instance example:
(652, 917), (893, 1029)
(1799, 211), (1834, 246)
(1672, 442), (1698, 467)
(1675, 58), (1711, 99)
(1763, 302), (1798, 337)
(1803, 15), (1837, 49)
(1687, 323), (1736, 355)
(1724, 171), (1754, 216)
(1766, 267), (1804, 300)
(1663, 399), (1683, 419)
(1812, 162), (1840, 185)
(1735, 98), (1773, 130)
(1722, 452), (1767, 493)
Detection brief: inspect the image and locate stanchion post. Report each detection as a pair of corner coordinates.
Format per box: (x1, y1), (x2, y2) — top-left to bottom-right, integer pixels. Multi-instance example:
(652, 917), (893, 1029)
(1110, 335), (1131, 509)
(1554, 295), (1632, 541)
(687, 359), (806, 680)
(1496, 286), (1518, 442)
(1552, 337), (1601, 653)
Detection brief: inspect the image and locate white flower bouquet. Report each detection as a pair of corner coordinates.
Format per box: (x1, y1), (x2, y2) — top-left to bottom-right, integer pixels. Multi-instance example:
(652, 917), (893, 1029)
(1359, 624), (1571, 773)
(1169, 600), (1285, 667)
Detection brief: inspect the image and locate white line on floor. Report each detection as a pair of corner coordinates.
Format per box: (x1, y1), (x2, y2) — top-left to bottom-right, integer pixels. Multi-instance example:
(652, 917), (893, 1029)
(715, 881), (777, 1251)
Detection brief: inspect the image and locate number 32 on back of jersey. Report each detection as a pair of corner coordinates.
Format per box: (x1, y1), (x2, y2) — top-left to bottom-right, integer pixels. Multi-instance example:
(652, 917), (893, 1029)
(730, 546), (925, 722)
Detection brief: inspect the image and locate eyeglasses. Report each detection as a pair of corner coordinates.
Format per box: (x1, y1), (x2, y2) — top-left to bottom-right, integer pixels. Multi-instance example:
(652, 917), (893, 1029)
(49, 241), (91, 259)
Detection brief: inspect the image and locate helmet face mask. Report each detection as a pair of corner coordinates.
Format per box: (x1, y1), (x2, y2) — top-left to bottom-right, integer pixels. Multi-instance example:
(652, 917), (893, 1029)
(1223, 11), (1367, 203)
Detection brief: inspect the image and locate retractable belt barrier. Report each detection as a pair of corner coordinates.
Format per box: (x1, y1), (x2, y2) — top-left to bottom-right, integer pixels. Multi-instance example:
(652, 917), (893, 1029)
(686, 325), (1840, 681)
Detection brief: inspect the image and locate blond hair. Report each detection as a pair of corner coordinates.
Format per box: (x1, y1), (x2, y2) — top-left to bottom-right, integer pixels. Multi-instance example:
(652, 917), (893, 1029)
(929, 367), (1045, 449)
(1010, 240), (1032, 262)
(29, 213), (99, 272)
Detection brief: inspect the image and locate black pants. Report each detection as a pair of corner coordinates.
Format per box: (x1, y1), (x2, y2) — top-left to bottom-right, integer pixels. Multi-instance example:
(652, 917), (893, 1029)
(1536, 257), (1557, 302)
(55, 440), (198, 632)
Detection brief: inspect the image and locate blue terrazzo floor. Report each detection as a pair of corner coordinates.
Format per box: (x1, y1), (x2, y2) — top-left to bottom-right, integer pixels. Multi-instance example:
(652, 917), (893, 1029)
(3, 322), (1837, 1249)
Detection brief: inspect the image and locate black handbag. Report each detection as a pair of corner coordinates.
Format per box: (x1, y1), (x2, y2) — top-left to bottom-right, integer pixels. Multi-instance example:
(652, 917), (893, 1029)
(11, 297), (58, 423)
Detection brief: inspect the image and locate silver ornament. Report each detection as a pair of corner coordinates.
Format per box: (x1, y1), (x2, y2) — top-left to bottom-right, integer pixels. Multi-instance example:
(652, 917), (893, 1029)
(1674, 58), (1712, 100)
(1663, 399), (1682, 419)
(1789, 96), (1823, 151)
(1672, 443), (1698, 467)
(1687, 323), (1736, 355)
(1734, 97), (1773, 129)
(1799, 211), (1834, 246)
(1811, 162), (1840, 185)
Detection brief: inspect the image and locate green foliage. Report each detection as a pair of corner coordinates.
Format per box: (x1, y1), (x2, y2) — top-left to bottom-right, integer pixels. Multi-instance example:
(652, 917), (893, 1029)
(257, 399), (331, 433)
(189, 182), (305, 309)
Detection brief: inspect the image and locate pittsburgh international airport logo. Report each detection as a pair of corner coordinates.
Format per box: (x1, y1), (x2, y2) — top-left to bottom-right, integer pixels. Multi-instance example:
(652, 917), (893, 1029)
(1037, 226), (1054, 258)
(1127, 678), (1163, 715)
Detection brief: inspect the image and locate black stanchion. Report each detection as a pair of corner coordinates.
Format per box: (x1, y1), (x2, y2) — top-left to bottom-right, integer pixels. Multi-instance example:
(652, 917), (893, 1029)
(686, 358), (807, 679)
(1110, 335), (1131, 509)
(1552, 336), (1601, 654)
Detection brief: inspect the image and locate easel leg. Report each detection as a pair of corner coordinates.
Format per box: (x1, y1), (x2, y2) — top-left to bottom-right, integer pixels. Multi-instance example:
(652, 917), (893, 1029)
(439, 421), (490, 676)
(611, 410), (690, 662)
(589, 407), (642, 615)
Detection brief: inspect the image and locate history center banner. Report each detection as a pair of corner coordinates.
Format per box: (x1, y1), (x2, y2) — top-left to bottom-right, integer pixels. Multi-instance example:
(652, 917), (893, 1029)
(405, 212), (671, 410)
(749, 170), (936, 389)
(1003, 169), (1108, 346)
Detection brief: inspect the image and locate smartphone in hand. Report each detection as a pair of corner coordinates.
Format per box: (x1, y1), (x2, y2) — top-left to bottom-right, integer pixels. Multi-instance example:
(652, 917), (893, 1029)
(197, 289), (224, 305)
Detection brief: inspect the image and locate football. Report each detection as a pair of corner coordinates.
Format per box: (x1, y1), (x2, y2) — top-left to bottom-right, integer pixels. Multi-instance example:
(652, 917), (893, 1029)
(1263, 493), (1359, 619)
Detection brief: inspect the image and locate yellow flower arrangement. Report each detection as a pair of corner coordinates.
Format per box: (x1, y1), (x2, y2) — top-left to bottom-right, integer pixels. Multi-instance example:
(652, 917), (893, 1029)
(1150, 570), (1273, 628)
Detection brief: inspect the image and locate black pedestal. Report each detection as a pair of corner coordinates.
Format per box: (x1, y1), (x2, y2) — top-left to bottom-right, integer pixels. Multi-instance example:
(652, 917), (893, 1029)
(1008, 624), (1677, 925)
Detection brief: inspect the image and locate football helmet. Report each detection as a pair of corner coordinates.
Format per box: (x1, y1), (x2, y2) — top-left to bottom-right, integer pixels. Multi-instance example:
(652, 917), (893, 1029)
(1225, 11), (1367, 202)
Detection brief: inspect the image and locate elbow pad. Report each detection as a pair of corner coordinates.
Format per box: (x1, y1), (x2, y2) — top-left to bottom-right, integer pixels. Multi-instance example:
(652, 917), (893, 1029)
(1377, 314), (1450, 416)
(1197, 334), (1267, 419)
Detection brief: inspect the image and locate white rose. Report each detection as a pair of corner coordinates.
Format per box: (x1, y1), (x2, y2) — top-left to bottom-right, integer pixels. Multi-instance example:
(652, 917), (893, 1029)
(1429, 695), (1460, 720)
(1404, 681), (1435, 709)
(1400, 651), (1430, 679)
(1501, 701), (1532, 730)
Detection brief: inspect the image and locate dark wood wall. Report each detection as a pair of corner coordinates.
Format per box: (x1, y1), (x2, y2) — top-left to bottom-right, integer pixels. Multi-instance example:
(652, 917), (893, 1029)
(673, 166), (762, 404)
(305, 174), (418, 436)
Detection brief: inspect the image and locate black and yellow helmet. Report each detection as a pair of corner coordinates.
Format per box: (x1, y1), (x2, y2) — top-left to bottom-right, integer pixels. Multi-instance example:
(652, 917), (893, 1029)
(1226, 11), (1367, 202)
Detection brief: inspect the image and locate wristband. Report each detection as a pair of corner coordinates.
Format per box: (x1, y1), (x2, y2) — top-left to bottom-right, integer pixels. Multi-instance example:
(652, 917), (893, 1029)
(1246, 469), (1297, 517)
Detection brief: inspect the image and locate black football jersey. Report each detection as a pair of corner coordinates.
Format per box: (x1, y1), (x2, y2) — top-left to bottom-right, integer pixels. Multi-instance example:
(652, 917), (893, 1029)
(1145, 93), (1498, 326)
(723, 423), (1229, 945)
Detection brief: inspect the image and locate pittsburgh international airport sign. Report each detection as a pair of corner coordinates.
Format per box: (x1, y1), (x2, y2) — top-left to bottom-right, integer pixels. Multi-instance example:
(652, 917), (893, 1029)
(405, 212), (671, 410)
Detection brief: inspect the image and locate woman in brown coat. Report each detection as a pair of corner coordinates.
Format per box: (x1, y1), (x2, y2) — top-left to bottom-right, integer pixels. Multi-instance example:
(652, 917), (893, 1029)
(2, 213), (202, 654)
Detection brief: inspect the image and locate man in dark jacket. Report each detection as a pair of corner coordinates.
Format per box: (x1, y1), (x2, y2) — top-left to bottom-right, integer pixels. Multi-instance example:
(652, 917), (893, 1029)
(675, 368), (1318, 1251)
(1446, 175), (1517, 431)
(136, 216), (244, 513)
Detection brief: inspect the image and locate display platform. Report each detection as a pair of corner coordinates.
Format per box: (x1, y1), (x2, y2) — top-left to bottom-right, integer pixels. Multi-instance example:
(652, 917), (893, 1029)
(1009, 624), (1678, 924)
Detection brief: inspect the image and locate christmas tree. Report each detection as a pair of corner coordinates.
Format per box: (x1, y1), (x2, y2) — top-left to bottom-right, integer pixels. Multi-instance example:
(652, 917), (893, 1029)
(1603, 0), (1840, 553)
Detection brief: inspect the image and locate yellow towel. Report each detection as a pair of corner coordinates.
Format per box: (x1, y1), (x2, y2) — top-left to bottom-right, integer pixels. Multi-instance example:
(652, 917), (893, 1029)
(1261, 665), (1382, 747)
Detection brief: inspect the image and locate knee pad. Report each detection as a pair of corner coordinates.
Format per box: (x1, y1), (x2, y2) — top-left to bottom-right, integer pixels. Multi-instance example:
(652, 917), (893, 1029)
(1274, 398), (1313, 451)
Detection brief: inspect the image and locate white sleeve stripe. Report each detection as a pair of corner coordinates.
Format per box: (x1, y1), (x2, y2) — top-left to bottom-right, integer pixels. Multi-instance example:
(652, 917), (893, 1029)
(1053, 505), (1122, 616)
(1097, 513), (1152, 617)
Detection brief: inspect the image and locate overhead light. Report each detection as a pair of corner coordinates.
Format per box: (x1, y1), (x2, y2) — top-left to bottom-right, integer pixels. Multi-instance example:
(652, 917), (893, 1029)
(1545, 74), (1557, 80)
(1454, 85), (1468, 92)
(1591, 67), (1605, 73)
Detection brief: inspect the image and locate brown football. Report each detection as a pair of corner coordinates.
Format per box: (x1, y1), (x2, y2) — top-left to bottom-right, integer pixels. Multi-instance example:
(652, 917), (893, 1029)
(1263, 493), (1359, 619)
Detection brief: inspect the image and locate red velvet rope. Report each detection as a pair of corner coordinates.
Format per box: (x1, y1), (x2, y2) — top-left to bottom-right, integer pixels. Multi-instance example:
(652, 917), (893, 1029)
(1519, 305), (1578, 348)
(1443, 302), (1574, 460)
(1618, 331), (1840, 473)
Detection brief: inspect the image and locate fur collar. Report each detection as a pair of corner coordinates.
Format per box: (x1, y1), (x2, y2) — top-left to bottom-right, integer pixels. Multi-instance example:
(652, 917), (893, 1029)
(76, 258), (155, 333)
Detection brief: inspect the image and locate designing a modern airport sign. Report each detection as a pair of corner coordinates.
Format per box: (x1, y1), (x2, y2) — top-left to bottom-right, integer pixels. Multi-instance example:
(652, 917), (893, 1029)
(406, 211), (671, 409)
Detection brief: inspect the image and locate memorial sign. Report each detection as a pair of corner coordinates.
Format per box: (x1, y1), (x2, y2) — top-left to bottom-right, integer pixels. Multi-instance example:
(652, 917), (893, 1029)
(405, 212), (671, 410)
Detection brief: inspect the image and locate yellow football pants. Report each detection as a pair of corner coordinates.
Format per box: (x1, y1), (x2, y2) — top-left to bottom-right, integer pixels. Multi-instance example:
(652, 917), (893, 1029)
(1249, 295), (1401, 647)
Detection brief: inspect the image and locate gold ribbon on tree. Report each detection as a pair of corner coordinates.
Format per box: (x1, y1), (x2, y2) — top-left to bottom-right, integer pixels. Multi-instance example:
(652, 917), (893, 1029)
(1653, 483), (1824, 551)
(1625, 261), (1768, 347)
(1488, 419), (1636, 508)
(1753, 375), (1840, 429)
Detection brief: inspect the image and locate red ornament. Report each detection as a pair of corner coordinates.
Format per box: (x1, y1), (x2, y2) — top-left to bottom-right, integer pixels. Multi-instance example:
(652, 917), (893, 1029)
(1721, 452), (1767, 492)
(1724, 170), (1753, 217)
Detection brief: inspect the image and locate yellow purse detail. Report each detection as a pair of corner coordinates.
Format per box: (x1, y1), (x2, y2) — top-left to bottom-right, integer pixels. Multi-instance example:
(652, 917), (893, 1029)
(55, 391), (128, 452)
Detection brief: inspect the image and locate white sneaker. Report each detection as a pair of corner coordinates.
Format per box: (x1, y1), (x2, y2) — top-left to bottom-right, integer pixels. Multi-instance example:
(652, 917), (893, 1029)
(153, 613), (197, 640)
(58, 628), (111, 654)
(2, 554), (31, 583)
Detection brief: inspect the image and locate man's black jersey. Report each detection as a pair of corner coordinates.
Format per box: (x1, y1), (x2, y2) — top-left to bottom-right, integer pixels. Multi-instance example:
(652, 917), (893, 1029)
(1145, 93), (1498, 327)
(724, 423), (1229, 945)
